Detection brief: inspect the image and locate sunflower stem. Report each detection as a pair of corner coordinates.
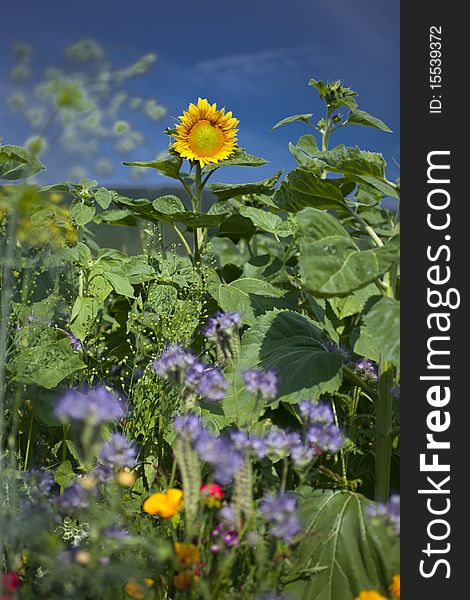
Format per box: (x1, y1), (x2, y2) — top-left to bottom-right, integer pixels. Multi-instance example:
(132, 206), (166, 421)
(192, 164), (203, 264)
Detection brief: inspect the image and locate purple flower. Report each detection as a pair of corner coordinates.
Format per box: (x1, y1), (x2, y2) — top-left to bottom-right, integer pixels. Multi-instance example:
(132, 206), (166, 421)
(173, 416), (242, 483)
(23, 468), (54, 496)
(260, 492), (301, 543)
(299, 400), (334, 424)
(103, 526), (129, 540)
(151, 344), (196, 381)
(219, 505), (237, 528)
(243, 369), (279, 400)
(173, 414), (205, 441)
(368, 494), (400, 535)
(54, 482), (90, 512)
(195, 432), (243, 484)
(300, 400), (344, 455)
(223, 530), (238, 547)
(356, 358), (378, 381)
(306, 424), (344, 454)
(67, 331), (83, 352)
(55, 386), (124, 424)
(203, 311), (242, 343)
(186, 365), (228, 401)
(100, 433), (137, 469)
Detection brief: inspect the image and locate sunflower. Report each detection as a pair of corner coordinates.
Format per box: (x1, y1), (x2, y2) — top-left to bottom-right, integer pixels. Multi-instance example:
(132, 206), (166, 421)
(173, 98), (238, 167)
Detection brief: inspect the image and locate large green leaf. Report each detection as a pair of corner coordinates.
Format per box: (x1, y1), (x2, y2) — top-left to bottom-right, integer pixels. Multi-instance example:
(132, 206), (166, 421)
(259, 311), (343, 402)
(273, 169), (345, 212)
(329, 283), (379, 320)
(346, 109), (392, 133)
(217, 278), (285, 325)
(297, 208), (399, 297)
(272, 113), (314, 129)
(0, 145), (45, 180)
(209, 171), (282, 201)
(203, 147), (268, 171)
(317, 145), (387, 179)
(10, 330), (85, 388)
(122, 155), (182, 179)
(354, 297), (400, 367)
(112, 194), (230, 228)
(286, 488), (400, 600)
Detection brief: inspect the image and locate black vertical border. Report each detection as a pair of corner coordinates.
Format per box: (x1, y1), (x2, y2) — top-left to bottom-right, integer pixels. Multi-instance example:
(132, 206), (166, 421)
(401, 2), (467, 596)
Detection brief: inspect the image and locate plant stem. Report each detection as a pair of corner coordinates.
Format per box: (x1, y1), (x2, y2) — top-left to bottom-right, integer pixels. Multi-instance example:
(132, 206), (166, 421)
(172, 224), (193, 258)
(374, 358), (394, 501)
(192, 164), (203, 264)
(23, 412), (34, 471)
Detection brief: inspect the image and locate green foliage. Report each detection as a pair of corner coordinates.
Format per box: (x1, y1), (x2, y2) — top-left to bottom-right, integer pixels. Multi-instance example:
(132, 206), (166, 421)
(0, 144), (45, 180)
(0, 75), (399, 599)
(286, 488), (400, 599)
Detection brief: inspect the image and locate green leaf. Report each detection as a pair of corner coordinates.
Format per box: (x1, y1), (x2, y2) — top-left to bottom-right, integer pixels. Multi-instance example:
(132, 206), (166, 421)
(259, 311), (343, 403)
(355, 297), (400, 367)
(297, 208), (399, 297)
(218, 278), (285, 325)
(93, 187), (113, 209)
(215, 214), (257, 243)
(10, 330), (85, 388)
(353, 175), (399, 199)
(317, 145), (386, 178)
(113, 195), (230, 228)
(104, 269), (135, 298)
(152, 194), (185, 214)
(54, 461), (76, 489)
(122, 155), (183, 179)
(272, 113), (314, 130)
(238, 206), (293, 237)
(70, 199), (96, 226)
(329, 283), (379, 319)
(93, 209), (139, 227)
(209, 171), (282, 201)
(70, 297), (100, 340)
(346, 108), (392, 133)
(88, 274), (113, 301)
(0, 144), (45, 180)
(286, 488), (400, 600)
(203, 147), (268, 171)
(273, 169), (345, 212)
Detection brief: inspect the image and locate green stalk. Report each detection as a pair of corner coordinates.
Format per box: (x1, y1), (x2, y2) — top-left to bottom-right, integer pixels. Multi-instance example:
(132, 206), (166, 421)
(374, 358), (394, 501)
(192, 164), (203, 264)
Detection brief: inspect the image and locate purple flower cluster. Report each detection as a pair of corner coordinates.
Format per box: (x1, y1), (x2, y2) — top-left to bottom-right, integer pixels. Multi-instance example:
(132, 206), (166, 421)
(174, 416), (243, 483)
(203, 311), (241, 344)
(54, 482), (90, 512)
(54, 386), (124, 424)
(152, 344), (228, 402)
(23, 468), (55, 497)
(368, 494), (400, 535)
(259, 492), (301, 543)
(356, 358), (378, 381)
(299, 400), (344, 454)
(211, 520), (239, 552)
(99, 433), (137, 469)
(152, 344), (196, 381)
(243, 368), (279, 400)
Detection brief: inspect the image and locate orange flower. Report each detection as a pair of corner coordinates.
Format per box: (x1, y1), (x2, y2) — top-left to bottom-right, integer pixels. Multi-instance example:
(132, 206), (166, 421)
(143, 578), (154, 588)
(142, 488), (183, 518)
(390, 574), (400, 598)
(173, 570), (200, 591)
(125, 580), (145, 599)
(175, 543), (200, 566)
(355, 592), (388, 600)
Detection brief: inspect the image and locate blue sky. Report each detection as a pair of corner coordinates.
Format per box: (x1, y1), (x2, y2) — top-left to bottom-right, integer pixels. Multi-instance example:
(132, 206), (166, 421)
(0, 0), (399, 185)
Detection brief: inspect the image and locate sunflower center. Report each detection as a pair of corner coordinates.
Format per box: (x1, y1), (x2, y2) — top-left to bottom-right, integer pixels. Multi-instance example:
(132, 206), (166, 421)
(187, 120), (225, 157)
